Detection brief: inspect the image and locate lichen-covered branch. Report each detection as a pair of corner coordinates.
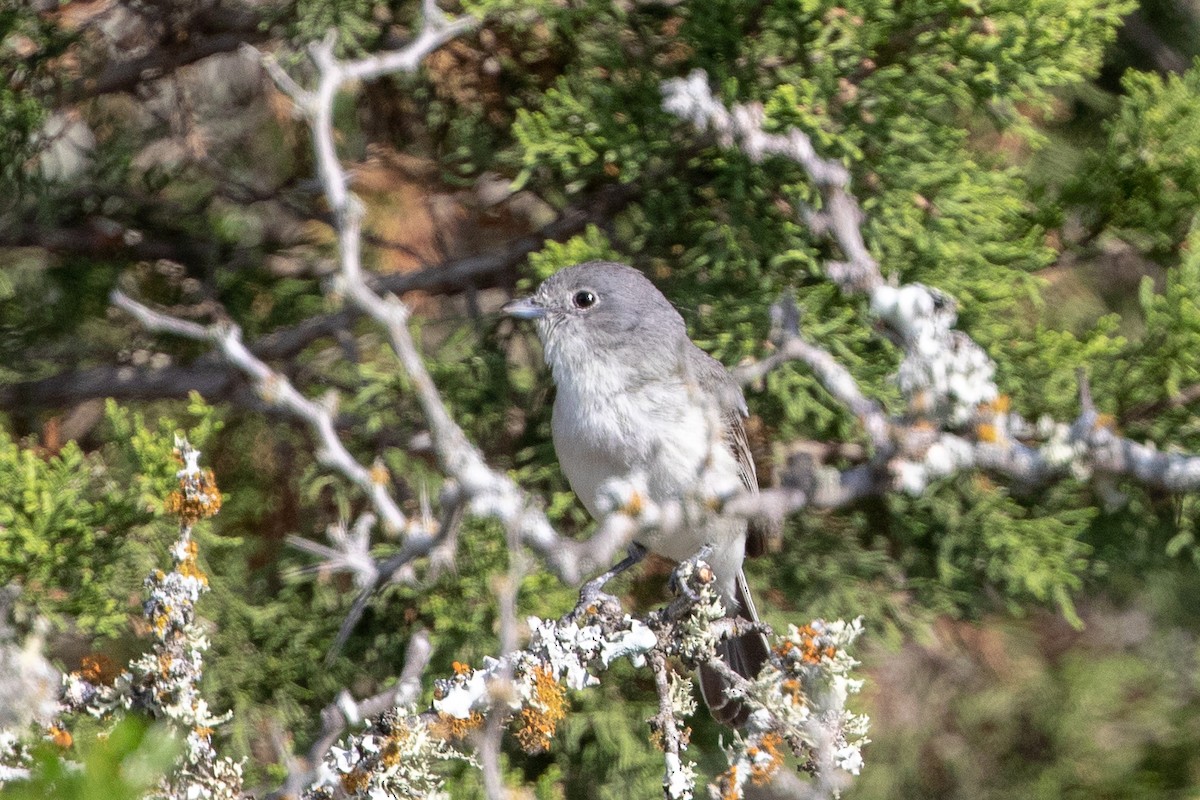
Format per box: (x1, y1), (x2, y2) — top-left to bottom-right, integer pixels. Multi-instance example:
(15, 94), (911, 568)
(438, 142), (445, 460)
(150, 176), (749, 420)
(663, 70), (1200, 503)
(58, 438), (243, 800)
(305, 555), (865, 800)
(273, 630), (435, 799)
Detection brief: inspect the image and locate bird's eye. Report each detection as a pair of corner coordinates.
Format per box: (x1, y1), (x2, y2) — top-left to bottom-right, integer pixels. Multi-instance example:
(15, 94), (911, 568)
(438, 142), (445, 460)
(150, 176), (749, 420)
(573, 290), (597, 309)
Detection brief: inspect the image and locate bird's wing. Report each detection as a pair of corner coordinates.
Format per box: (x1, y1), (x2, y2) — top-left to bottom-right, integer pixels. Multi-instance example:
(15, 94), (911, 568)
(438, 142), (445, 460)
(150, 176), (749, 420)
(682, 346), (769, 557)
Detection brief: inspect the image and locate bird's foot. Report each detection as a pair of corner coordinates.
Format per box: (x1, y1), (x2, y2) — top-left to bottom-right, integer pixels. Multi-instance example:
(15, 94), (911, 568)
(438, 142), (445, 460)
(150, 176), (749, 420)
(578, 543), (648, 609)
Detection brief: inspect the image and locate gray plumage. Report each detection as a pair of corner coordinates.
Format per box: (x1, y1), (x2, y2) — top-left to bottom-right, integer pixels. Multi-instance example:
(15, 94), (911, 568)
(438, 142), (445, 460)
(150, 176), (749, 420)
(505, 260), (769, 726)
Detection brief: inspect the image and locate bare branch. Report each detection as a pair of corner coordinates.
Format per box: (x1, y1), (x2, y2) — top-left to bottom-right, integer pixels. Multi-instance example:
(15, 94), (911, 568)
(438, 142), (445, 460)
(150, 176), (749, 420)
(1120, 381), (1200, 424)
(67, 23), (268, 102)
(242, 3), (639, 587)
(662, 70), (881, 296)
(112, 290), (413, 535)
(0, 182), (637, 416)
(734, 294), (890, 451)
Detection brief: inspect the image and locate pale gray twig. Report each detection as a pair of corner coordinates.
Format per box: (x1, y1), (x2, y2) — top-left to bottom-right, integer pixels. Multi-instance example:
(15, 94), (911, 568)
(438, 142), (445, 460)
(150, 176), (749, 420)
(649, 652), (690, 799)
(112, 290), (413, 535)
(663, 71), (1200, 505)
(735, 294), (891, 451)
(244, 6), (634, 588)
(663, 70), (881, 296)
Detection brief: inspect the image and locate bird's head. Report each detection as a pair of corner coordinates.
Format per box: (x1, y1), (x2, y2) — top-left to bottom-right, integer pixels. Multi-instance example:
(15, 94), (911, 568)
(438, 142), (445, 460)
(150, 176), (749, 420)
(503, 261), (686, 378)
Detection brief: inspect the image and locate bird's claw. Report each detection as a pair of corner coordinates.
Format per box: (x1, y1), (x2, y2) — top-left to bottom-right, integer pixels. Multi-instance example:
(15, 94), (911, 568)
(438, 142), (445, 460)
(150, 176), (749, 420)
(576, 543), (647, 614)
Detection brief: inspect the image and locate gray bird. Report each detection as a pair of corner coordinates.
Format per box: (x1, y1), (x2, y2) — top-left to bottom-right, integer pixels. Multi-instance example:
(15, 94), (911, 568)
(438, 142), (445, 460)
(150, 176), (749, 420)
(504, 260), (770, 726)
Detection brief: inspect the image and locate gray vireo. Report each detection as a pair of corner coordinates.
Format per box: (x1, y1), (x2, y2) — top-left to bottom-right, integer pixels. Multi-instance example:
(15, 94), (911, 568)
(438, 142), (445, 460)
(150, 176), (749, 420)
(505, 260), (770, 726)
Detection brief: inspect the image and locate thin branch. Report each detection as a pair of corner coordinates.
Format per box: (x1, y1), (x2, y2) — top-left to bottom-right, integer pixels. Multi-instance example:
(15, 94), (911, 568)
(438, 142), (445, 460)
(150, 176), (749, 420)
(67, 27), (268, 103)
(734, 294), (891, 451)
(243, 6), (634, 586)
(661, 73), (1200, 504)
(663, 70), (881, 296)
(112, 290), (413, 535)
(3, 182), (637, 415)
(272, 630), (434, 799)
(1120, 381), (1200, 424)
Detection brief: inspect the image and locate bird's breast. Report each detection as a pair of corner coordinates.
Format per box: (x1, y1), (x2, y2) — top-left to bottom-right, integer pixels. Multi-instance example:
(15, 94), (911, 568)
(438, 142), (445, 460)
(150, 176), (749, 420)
(550, 366), (742, 516)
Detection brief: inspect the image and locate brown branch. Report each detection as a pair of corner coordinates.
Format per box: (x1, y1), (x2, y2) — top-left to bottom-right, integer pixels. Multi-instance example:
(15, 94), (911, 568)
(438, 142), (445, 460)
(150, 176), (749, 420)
(0, 182), (637, 414)
(1120, 381), (1200, 425)
(64, 5), (267, 103)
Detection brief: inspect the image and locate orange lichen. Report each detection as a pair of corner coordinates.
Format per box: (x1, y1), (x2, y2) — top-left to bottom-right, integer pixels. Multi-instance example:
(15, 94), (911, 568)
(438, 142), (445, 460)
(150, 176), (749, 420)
(158, 653), (174, 678)
(379, 734), (404, 767)
(175, 539), (209, 585)
(368, 463), (391, 486)
(979, 395), (1011, 414)
(194, 725), (214, 741)
(515, 666), (568, 753)
(975, 422), (999, 443)
(78, 653), (119, 686)
(748, 732), (785, 785)
(340, 767), (370, 794)
(648, 724), (691, 752)
(430, 711), (484, 742)
(165, 468), (222, 524)
(452, 661), (473, 676)
(780, 677), (804, 706)
(778, 625), (837, 665)
(49, 725), (72, 748)
(624, 490), (644, 516)
(716, 765), (740, 800)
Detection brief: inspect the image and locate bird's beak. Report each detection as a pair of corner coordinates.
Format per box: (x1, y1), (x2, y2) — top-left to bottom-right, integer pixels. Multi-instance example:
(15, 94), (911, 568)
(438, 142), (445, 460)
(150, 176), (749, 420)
(502, 296), (546, 319)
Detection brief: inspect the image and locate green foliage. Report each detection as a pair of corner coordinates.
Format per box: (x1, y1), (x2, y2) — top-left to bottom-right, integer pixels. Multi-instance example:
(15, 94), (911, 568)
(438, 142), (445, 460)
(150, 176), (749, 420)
(757, 509), (915, 642)
(999, 316), (1126, 419)
(0, 716), (178, 800)
(0, 85), (43, 193)
(512, 74), (663, 194)
(0, 429), (134, 635)
(549, 675), (663, 799)
(0, 397), (220, 636)
(10, 0), (1200, 796)
(1070, 61), (1200, 256)
(1089, 223), (1200, 566)
(288, 0), (396, 55)
(904, 478), (1095, 625)
(525, 226), (621, 283)
(1123, 223), (1200, 411)
(104, 396), (224, 512)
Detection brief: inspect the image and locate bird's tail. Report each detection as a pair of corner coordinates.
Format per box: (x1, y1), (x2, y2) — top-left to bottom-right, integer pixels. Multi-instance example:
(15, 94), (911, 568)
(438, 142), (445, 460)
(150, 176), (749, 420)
(699, 570), (771, 727)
